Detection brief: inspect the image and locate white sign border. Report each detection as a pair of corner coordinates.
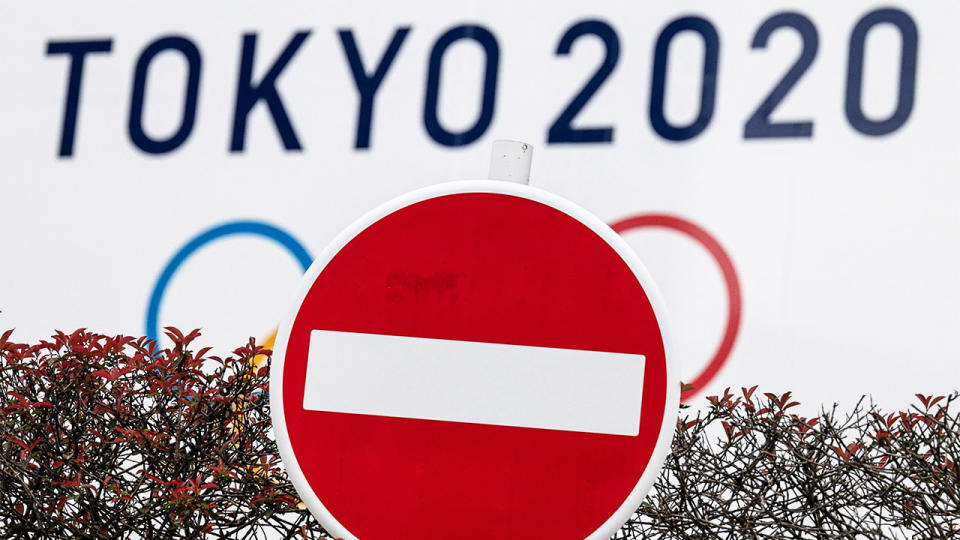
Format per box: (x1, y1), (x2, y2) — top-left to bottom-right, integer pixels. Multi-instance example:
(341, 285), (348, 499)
(271, 180), (679, 539)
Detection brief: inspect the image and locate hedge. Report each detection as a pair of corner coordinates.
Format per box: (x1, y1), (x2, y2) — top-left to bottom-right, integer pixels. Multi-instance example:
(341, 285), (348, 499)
(1, 328), (957, 538)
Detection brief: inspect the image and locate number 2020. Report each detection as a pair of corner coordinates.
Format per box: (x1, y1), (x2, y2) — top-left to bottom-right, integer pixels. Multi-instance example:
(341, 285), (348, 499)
(45, 7), (919, 156)
(543, 8), (917, 144)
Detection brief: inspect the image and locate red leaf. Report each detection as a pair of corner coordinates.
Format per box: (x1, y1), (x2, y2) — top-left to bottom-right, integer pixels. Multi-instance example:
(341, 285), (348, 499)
(831, 446), (850, 461)
(0, 328), (13, 348)
(92, 366), (133, 382)
(164, 327), (184, 342)
(7, 391), (29, 409)
(778, 392), (793, 409)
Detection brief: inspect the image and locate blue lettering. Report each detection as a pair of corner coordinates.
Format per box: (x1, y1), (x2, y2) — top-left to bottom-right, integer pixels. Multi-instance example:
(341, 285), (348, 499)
(46, 39), (113, 158)
(129, 36), (202, 154)
(230, 31), (310, 152)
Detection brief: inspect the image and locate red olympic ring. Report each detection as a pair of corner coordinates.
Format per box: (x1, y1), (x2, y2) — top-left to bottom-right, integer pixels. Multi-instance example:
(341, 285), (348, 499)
(610, 214), (742, 401)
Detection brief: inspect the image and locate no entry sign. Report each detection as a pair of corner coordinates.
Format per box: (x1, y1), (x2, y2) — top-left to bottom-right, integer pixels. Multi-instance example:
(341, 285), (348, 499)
(272, 181), (678, 539)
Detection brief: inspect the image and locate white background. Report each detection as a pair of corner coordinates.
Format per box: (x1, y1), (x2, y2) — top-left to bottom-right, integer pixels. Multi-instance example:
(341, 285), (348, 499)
(1, 1), (957, 410)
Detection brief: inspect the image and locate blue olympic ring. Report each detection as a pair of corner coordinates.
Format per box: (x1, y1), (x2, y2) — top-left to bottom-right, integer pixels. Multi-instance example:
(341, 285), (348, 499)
(145, 220), (313, 344)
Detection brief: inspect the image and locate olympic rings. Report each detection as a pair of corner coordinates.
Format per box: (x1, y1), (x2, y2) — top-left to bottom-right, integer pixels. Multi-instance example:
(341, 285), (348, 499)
(147, 214), (740, 401)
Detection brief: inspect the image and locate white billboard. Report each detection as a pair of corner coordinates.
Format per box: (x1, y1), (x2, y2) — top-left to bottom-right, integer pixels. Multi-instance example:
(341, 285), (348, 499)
(1, 1), (955, 407)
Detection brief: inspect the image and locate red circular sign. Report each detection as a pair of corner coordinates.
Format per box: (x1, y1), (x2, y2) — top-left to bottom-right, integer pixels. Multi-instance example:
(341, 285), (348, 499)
(272, 182), (678, 540)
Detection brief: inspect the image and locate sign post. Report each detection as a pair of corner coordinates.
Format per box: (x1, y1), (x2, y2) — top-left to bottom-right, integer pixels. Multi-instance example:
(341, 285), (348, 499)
(272, 151), (678, 539)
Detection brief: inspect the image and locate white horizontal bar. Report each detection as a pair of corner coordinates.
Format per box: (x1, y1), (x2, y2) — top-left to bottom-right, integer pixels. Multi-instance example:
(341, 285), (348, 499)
(302, 330), (645, 436)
